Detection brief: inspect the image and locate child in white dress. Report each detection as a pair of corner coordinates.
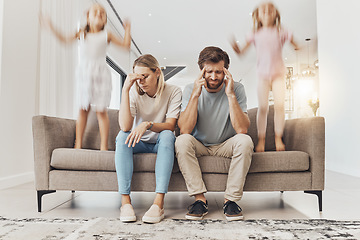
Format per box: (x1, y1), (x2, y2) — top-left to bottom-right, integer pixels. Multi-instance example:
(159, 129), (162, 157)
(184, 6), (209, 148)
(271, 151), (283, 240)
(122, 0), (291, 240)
(41, 4), (131, 151)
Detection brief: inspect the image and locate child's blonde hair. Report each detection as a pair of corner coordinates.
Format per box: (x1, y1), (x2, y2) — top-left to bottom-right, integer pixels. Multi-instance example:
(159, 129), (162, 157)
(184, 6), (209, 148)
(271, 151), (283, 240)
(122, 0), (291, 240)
(81, 4), (107, 38)
(252, 2), (281, 31)
(133, 54), (165, 103)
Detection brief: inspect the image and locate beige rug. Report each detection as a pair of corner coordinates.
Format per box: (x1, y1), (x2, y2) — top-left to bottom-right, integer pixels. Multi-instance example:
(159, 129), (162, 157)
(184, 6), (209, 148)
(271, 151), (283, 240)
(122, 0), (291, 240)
(1, 216), (360, 239)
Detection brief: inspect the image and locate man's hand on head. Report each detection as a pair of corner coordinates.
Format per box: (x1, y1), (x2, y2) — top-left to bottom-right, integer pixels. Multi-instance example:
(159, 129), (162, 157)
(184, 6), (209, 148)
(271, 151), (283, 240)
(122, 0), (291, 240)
(223, 68), (235, 97)
(191, 68), (207, 98)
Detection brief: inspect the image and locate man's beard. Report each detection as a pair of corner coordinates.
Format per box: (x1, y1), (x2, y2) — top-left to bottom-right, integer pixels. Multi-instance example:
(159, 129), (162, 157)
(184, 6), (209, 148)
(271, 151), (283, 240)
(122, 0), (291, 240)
(205, 78), (224, 90)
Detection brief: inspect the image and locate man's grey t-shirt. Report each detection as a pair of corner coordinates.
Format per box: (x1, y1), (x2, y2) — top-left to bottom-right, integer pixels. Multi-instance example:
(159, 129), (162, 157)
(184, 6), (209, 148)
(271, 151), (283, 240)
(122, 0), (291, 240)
(181, 82), (247, 146)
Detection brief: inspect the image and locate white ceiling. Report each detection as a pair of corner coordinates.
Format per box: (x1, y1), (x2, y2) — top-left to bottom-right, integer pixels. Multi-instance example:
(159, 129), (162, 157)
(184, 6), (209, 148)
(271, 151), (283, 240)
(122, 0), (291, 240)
(111, 0), (318, 84)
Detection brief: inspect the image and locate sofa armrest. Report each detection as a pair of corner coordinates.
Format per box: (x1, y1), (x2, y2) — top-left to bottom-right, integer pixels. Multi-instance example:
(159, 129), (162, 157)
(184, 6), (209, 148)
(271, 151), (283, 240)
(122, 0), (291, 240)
(284, 117), (325, 190)
(32, 115), (76, 190)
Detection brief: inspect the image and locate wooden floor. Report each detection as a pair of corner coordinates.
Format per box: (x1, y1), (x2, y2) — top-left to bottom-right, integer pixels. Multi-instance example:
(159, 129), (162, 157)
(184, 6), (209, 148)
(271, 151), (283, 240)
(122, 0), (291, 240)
(0, 170), (359, 221)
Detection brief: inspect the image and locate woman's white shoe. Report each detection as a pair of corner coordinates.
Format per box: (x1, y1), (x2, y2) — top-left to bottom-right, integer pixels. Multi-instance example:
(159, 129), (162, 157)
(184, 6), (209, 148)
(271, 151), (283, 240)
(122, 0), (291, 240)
(120, 204), (136, 222)
(142, 204), (164, 223)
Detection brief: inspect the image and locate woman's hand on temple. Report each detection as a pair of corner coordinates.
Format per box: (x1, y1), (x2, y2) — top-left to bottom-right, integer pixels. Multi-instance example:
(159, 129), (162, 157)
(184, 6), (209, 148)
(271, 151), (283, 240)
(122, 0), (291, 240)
(123, 73), (143, 92)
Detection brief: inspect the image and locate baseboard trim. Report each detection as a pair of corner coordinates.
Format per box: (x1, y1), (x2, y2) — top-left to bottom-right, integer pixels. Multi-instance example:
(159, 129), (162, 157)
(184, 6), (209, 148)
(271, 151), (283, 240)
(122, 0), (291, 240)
(326, 166), (360, 178)
(0, 172), (34, 190)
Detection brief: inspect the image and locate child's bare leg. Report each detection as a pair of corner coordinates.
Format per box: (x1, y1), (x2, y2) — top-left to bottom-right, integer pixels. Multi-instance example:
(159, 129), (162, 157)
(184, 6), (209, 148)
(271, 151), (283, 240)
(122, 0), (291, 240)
(75, 108), (90, 149)
(272, 78), (286, 151)
(256, 79), (270, 152)
(97, 110), (109, 151)
(256, 137), (266, 153)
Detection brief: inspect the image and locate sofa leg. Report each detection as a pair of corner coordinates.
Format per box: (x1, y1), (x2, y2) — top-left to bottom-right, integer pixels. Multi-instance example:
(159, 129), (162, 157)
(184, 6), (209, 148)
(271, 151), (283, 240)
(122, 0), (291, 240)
(37, 190), (56, 212)
(304, 190), (322, 212)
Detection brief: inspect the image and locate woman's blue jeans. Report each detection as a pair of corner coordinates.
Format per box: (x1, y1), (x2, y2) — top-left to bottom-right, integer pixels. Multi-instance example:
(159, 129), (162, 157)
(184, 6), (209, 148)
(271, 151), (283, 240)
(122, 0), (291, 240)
(115, 130), (175, 195)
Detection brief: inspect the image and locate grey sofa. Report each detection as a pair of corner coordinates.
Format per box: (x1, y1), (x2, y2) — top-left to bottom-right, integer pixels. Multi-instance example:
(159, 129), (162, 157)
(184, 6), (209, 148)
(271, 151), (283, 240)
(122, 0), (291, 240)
(32, 105), (325, 212)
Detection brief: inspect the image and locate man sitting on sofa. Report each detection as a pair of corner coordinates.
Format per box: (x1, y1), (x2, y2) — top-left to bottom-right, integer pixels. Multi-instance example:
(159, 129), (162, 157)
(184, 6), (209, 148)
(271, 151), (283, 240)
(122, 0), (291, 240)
(175, 46), (254, 221)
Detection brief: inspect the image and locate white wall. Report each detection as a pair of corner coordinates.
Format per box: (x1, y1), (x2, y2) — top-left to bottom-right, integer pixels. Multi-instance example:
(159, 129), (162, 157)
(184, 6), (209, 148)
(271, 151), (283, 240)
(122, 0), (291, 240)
(317, 0), (360, 177)
(0, 0), (3, 94)
(0, 0), (40, 188)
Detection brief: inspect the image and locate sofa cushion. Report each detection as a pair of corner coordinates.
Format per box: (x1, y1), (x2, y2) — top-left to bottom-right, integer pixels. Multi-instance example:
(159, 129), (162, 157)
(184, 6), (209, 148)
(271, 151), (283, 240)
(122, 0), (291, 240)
(51, 148), (180, 173)
(197, 151), (309, 174)
(51, 149), (308, 174)
(249, 151), (309, 173)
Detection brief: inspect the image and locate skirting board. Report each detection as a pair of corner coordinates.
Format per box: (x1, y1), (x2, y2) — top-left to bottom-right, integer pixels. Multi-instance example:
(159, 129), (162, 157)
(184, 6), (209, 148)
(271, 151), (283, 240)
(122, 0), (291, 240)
(326, 164), (360, 178)
(0, 172), (34, 190)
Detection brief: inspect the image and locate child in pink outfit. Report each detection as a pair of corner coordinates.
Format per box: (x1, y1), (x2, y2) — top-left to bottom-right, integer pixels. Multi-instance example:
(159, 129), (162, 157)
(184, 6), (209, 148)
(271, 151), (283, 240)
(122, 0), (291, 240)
(231, 1), (298, 152)
(247, 27), (292, 81)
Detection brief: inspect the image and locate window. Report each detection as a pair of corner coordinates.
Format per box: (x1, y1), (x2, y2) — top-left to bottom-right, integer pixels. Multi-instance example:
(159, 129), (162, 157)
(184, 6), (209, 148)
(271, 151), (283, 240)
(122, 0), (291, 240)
(107, 56), (126, 110)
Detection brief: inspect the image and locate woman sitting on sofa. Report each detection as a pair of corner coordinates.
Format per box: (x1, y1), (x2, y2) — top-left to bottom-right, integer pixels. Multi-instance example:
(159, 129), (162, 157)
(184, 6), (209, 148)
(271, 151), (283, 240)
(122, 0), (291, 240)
(115, 54), (182, 223)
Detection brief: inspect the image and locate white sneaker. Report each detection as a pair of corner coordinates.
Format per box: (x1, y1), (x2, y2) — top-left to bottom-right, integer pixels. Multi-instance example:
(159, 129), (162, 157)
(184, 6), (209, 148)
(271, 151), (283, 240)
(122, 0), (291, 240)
(120, 204), (136, 222)
(142, 204), (164, 223)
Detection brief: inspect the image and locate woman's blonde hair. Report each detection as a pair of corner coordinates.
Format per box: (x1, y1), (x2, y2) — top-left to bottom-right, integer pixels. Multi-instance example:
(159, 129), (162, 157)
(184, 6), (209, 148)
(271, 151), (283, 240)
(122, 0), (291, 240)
(252, 2), (281, 31)
(133, 54), (165, 103)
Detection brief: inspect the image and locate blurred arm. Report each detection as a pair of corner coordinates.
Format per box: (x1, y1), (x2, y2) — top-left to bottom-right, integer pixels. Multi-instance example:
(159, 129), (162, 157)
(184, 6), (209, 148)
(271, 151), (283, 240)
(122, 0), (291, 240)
(108, 21), (131, 49)
(40, 14), (78, 44)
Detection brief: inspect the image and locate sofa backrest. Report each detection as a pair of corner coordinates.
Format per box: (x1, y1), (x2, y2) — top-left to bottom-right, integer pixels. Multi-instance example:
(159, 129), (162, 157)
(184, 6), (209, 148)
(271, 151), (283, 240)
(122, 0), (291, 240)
(247, 105), (276, 151)
(82, 109), (120, 151)
(83, 105), (276, 151)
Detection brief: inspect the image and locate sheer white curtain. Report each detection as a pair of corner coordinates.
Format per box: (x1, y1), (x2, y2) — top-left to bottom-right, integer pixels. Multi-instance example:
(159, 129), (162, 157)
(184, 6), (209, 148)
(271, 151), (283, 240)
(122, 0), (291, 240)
(38, 0), (92, 118)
